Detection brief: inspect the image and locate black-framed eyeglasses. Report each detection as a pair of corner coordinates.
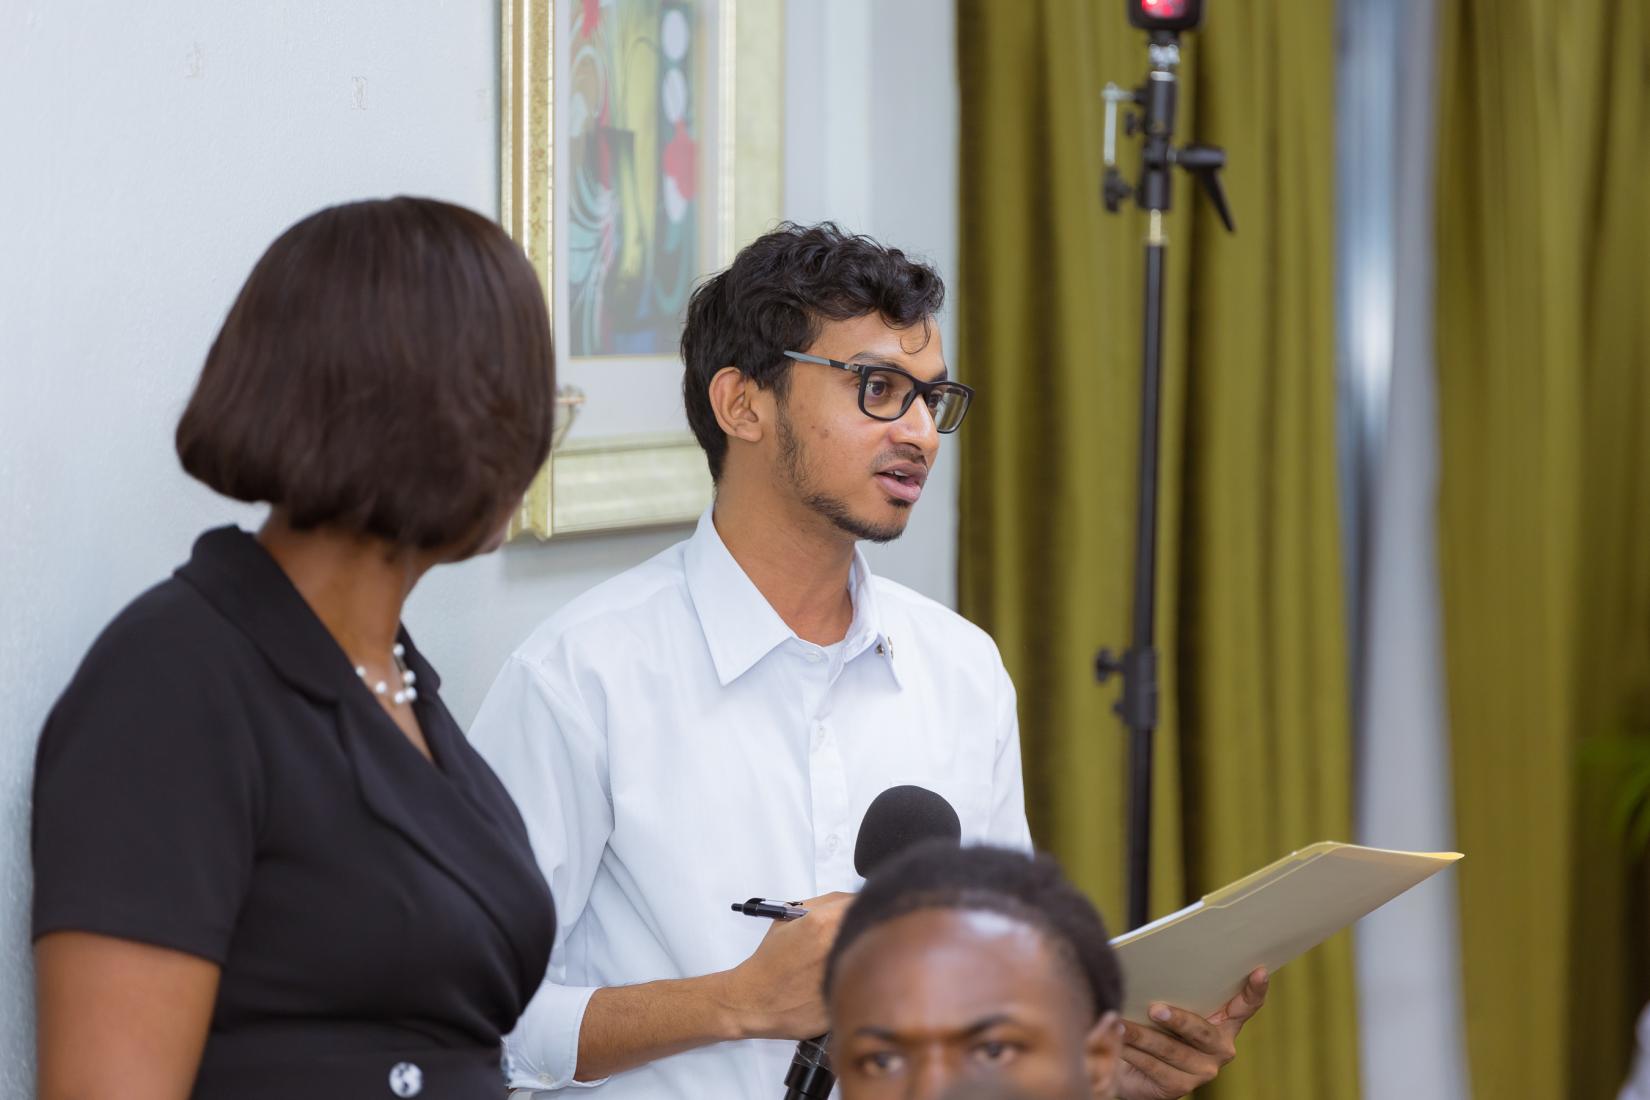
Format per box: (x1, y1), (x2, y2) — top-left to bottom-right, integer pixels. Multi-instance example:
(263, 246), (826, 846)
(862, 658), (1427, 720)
(781, 351), (976, 433)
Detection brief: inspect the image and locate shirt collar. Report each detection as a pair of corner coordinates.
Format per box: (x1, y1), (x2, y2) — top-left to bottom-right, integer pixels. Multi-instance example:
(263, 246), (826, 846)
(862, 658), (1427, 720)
(843, 551), (904, 687)
(683, 509), (901, 688)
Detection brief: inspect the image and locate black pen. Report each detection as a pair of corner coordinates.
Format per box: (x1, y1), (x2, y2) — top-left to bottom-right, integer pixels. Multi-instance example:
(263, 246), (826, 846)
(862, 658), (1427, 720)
(731, 897), (809, 921)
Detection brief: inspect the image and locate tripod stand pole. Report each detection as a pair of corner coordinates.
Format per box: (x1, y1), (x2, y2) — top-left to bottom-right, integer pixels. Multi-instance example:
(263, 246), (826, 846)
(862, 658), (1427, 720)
(1098, 31), (1183, 934)
(1122, 210), (1168, 933)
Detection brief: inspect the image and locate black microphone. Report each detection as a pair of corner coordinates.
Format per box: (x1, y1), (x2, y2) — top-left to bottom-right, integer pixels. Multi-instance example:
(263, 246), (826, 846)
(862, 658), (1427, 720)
(852, 785), (963, 877)
(782, 785), (963, 1100)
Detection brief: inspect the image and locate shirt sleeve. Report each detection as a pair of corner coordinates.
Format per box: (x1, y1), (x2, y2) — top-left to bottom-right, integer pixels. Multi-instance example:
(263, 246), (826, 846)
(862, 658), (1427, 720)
(986, 656), (1035, 853)
(32, 609), (262, 964)
(468, 652), (614, 1091)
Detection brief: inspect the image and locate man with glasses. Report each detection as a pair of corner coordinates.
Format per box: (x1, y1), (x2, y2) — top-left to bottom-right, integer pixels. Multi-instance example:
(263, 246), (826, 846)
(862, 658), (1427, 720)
(470, 223), (1266, 1098)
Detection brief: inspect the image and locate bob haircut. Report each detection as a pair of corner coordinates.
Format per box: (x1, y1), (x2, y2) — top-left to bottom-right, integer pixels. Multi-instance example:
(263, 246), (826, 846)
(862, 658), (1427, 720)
(176, 196), (554, 551)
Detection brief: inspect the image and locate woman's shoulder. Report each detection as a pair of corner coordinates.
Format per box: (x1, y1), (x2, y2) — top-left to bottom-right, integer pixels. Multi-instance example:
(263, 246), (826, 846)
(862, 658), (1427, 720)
(42, 573), (260, 762)
(33, 574), (270, 962)
(79, 573), (246, 682)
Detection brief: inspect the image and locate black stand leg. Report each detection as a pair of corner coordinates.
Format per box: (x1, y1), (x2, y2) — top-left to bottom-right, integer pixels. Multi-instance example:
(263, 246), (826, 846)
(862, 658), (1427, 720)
(1129, 229), (1168, 932)
(1100, 225), (1166, 934)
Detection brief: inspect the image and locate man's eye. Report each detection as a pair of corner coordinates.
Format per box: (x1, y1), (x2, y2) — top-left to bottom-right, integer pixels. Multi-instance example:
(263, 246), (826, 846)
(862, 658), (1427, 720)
(972, 1039), (1021, 1065)
(857, 1050), (904, 1077)
(865, 379), (891, 399)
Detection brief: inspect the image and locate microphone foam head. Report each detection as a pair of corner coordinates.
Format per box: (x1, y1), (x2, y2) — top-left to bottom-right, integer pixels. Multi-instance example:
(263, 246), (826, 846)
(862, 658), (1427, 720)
(853, 785), (962, 878)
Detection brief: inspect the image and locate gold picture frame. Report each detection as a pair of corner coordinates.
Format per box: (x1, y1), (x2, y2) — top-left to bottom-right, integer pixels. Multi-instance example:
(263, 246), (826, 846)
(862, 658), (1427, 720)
(500, 0), (783, 539)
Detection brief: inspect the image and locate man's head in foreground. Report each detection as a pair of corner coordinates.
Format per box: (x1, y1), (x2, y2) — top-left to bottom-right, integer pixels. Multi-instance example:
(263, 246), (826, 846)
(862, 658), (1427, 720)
(824, 843), (1124, 1100)
(681, 222), (968, 545)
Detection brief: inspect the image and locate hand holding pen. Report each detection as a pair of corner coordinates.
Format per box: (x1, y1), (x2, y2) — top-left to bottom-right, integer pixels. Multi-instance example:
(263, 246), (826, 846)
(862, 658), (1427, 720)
(731, 897), (809, 921)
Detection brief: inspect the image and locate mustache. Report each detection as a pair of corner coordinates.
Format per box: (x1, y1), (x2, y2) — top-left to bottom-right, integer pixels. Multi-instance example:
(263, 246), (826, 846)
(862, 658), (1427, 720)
(873, 446), (929, 470)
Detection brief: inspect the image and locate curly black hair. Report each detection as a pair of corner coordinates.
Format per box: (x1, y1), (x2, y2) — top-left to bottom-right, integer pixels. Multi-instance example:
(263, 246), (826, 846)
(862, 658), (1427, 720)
(823, 842), (1123, 1021)
(679, 221), (946, 480)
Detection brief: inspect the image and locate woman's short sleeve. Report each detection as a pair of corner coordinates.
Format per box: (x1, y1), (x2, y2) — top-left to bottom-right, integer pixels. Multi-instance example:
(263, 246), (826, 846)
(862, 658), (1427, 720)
(32, 588), (264, 965)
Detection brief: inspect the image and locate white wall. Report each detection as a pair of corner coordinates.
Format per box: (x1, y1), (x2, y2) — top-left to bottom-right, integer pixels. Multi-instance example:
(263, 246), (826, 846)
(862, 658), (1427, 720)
(0, 0), (959, 1089)
(783, 0), (961, 599)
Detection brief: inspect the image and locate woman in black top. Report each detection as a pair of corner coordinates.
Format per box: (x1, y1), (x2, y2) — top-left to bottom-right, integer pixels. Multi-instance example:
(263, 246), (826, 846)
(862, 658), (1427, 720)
(32, 197), (558, 1099)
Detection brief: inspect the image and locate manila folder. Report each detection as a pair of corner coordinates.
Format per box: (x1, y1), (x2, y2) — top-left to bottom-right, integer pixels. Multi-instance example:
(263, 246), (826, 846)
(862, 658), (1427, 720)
(1109, 841), (1461, 1024)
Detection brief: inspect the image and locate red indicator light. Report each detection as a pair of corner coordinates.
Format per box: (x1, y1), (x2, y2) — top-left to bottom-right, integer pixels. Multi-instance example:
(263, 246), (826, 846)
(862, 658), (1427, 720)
(1128, 0), (1205, 31)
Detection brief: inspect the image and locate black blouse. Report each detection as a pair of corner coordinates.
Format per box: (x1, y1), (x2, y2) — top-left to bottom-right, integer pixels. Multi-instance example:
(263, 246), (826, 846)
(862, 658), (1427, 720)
(32, 527), (556, 1099)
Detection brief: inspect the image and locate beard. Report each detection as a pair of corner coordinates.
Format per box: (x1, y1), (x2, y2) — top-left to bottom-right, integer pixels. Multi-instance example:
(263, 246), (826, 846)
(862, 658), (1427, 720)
(776, 402), (909, 544)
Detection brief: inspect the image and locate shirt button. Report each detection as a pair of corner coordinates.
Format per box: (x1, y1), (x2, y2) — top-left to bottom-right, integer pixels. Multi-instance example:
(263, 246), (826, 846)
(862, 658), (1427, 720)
(388, 1062), (423, 1097)
(813, 723), (828, 748)
(825, 834), (840, 855)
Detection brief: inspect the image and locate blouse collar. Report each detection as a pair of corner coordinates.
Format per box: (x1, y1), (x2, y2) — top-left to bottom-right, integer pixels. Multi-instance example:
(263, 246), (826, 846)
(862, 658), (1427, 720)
(174, 525), (441, 703)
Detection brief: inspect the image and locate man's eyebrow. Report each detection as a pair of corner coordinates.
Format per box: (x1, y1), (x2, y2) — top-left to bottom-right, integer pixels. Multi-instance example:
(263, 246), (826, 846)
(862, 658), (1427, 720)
(961, 1013), (1017, 1035)
(852, 1014), (1019, 1041)
(845, 353), (952, 383)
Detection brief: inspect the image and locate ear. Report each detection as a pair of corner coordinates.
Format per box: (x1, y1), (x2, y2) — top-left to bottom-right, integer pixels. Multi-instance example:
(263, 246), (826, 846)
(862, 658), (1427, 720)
(707, 365), (767, 446)
(1083, 1010), (1122, 1100)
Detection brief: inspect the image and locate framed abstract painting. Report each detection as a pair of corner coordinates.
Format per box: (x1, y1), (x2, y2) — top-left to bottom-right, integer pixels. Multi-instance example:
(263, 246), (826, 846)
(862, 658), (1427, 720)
(501, 0), (782, 539)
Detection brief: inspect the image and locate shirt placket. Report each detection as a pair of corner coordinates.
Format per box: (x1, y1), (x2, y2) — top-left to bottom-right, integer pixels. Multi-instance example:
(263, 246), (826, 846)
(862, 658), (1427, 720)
(798, 646), (854, 893)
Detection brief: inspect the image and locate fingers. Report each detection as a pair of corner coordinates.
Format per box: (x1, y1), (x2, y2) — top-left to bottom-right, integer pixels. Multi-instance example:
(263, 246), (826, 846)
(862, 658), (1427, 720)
(1119, 1048), (1202, 1098)
(1233, 968), (1270, 1016)
(793, 892), (854, 934)
(1208, 968), (1270, 1028)
(798, 891), (856, 909)
(1124, 1014), (1231, 1066)
(1117, 979), (1264, 1097)
(802, 898), (852, 928)
(788, 891), (855, 918)
(782, 893), (852, 956)
(1118, 1026), (1208, 1098)
(1140, 1004), (1231, 1059)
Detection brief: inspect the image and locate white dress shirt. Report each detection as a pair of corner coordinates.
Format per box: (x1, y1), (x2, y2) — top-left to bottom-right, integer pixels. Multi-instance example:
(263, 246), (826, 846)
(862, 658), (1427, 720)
(1622, 1004), (1650, 1100)
(469, 509), (1033, 1097)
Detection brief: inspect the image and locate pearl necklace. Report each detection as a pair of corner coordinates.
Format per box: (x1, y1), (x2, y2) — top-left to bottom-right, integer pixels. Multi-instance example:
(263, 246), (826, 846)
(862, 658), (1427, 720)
(355, 642), (419, 706)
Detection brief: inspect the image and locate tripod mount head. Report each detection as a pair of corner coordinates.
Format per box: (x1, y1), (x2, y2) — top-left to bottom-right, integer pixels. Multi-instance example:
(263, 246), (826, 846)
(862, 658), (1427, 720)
(1101, 2), (1234, 233)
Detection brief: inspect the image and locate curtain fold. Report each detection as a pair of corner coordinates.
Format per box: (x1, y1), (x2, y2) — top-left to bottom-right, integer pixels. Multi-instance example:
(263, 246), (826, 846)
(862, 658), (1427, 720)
(1435, 2), (1650, 1096)
(956, 3), (1357, 1096)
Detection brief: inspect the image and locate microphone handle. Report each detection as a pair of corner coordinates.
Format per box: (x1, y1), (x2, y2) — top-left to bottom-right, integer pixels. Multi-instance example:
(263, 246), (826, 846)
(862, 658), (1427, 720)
(783, 1034), (835, 1099)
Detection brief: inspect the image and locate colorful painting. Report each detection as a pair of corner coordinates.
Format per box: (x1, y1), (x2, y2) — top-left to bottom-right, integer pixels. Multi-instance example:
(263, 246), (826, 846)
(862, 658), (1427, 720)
(568, 0), (703, 357)
(500, 0), (781, 538)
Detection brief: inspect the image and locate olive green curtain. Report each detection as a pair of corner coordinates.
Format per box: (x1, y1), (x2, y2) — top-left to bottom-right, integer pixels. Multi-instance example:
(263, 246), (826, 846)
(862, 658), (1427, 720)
(1435, 1), (1650, 1096)
(956, 4), (1357, 1098)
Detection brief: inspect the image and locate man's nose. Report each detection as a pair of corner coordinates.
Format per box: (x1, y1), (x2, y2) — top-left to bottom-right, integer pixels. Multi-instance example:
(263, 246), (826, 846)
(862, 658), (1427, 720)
(890, 396), (940, 455)
(905, 1049), (964, 1100)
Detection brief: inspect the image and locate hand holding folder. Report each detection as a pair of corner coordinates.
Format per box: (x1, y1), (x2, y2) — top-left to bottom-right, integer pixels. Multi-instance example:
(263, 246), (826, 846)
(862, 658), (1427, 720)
(1110, 842), (1462, 1025)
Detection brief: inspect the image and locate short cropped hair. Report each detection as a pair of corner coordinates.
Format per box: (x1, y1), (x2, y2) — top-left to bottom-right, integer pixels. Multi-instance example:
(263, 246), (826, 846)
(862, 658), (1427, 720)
(177, 196), (554, 550)
(679, 222), (945, 480)
(824, 843), (1123, 1021)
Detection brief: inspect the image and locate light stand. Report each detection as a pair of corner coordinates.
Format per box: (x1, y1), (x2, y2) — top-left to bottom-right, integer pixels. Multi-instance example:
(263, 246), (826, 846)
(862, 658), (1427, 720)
(1095, 0), (1233, 932)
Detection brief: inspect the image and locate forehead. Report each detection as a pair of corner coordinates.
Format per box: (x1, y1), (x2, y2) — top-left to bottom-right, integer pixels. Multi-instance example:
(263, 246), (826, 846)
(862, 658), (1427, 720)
(806, 312), (946, 367)
(831, 908), (1076, 1032)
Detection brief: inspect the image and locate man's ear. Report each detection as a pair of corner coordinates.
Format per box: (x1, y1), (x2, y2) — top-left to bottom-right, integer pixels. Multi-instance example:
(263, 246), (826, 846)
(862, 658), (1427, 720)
(707, 365), (766, 445)
(1084, 1010), (1122, 1100)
